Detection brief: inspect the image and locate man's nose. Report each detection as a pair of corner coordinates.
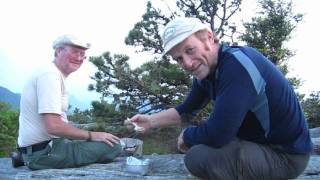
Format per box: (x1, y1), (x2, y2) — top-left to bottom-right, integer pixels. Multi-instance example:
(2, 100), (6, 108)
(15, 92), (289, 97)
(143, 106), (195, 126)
(181, 56), (193, 70)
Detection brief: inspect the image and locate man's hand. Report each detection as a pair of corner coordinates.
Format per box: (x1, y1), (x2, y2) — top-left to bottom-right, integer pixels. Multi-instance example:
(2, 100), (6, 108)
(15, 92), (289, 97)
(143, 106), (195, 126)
(124, 114), (152, 133)
(90, 132), (120, 147)
(177, 130), (189, 153)
(125, 118), (145, 132)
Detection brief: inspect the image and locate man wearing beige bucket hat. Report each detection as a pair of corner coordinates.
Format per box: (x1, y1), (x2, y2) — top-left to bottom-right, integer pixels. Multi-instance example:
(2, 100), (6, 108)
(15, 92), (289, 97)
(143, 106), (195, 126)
(14, 34), (121, 170)
(126, 17), (312, 179)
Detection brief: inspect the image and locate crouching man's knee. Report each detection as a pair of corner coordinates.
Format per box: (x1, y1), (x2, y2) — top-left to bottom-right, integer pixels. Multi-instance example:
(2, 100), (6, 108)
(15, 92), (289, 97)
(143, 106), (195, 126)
(184, 142), (240, 180)
(184, 144), (211, 179)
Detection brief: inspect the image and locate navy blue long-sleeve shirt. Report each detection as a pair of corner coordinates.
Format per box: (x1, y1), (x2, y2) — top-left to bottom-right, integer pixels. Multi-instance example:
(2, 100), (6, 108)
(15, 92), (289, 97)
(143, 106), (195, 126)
(176, 44), (313, 154)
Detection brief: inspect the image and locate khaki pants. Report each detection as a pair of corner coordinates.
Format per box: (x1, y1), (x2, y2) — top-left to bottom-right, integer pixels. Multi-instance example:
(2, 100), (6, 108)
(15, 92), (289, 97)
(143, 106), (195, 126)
(22, 138), (122, 170)
(184, 139), (310, 180)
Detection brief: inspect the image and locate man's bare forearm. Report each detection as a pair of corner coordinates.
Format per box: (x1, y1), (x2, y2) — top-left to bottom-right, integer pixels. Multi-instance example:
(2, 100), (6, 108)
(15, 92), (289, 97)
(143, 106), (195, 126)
(149, 108), (182, 128)
(42, 113), (90, 140)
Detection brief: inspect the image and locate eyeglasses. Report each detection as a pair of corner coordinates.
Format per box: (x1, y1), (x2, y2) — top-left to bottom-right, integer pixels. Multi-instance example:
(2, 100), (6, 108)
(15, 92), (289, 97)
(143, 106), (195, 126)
(62, 46), (86, 58)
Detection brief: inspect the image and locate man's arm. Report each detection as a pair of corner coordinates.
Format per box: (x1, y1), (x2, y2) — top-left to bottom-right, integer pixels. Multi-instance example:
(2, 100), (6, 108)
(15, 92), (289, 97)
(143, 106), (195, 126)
(127, 108), (182, 131)
(149, 108), (182, 128)
(43, 113), (120, 146)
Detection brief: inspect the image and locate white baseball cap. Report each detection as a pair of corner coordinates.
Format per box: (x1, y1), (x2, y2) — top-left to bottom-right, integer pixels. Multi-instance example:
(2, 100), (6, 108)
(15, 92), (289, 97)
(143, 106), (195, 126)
(52, 34), (91, 49)
(161, 17), (210, 56)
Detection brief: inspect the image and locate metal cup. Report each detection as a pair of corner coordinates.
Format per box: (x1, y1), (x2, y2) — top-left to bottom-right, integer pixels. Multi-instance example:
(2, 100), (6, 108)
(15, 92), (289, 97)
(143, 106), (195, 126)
(121, 138), (143, 157)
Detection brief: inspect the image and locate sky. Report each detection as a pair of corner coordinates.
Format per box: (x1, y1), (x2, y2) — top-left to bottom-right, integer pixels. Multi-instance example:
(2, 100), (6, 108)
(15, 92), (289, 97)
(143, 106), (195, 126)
(0, 0), (319, 108)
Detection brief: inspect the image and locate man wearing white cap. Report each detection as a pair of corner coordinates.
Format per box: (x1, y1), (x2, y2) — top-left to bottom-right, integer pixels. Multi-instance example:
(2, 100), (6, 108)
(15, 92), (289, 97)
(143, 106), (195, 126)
(15, 34), (121, 170)
(126, 17), (312, 179)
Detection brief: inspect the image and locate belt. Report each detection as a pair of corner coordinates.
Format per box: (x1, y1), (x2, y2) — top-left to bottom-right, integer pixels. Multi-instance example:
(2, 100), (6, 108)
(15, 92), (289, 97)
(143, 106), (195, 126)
(18, 140), (51, 154)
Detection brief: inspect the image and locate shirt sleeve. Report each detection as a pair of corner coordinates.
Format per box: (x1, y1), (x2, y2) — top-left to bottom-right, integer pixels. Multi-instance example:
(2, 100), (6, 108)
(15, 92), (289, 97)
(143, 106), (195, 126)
(175, 78), (211, 122)
(183, 53), (258, 148)
(37, 72), (63, 115)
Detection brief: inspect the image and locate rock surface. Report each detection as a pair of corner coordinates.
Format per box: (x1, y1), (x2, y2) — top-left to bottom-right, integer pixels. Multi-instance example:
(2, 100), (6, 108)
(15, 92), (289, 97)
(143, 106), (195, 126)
(0, 154), (194, 180)
(0, 154), (319, 180)
(1, 127), (319, 179)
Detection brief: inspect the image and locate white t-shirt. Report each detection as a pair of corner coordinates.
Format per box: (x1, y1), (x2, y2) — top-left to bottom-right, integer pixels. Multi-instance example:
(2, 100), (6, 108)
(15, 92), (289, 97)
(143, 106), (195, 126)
(18, 62), (69, 147)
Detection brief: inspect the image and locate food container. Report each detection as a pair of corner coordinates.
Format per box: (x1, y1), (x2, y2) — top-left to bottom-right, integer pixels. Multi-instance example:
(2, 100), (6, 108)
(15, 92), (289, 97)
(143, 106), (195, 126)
(124, 156), (150, 175)
(125, 163), (149, 175)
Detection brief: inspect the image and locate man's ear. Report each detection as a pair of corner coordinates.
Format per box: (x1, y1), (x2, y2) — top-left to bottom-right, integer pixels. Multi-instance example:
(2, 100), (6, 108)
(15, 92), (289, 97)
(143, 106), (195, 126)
(212, 31), (220, 43)
(207, 31), (218, 44)
(203, 31), (215, 50)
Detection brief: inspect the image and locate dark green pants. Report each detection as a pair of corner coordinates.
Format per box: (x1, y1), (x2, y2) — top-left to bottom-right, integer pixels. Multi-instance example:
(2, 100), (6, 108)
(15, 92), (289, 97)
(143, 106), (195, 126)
(184, 139), (310, 180)
(22, 138), (122, 170)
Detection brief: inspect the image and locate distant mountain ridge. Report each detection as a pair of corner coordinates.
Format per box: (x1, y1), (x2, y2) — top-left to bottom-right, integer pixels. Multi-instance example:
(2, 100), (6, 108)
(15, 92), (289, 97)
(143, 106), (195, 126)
(0, 86), (89, 111)
(0, 86), (20, 109)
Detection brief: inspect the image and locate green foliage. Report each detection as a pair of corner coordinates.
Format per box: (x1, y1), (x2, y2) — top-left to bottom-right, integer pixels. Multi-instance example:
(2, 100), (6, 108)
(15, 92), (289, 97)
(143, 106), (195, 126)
(302, 91), (320, 128)
(239, 0), (304, 90)
(90, 100), (125, 124)
(68, 108), (92, 124)
(125, 0), (242, 52)
(142, 140), (170, 155)
(239, 0), (302, 74)
(89, 51), (191, 114)
(0, 102), (19, 157)
(125, 2), (164, 54)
